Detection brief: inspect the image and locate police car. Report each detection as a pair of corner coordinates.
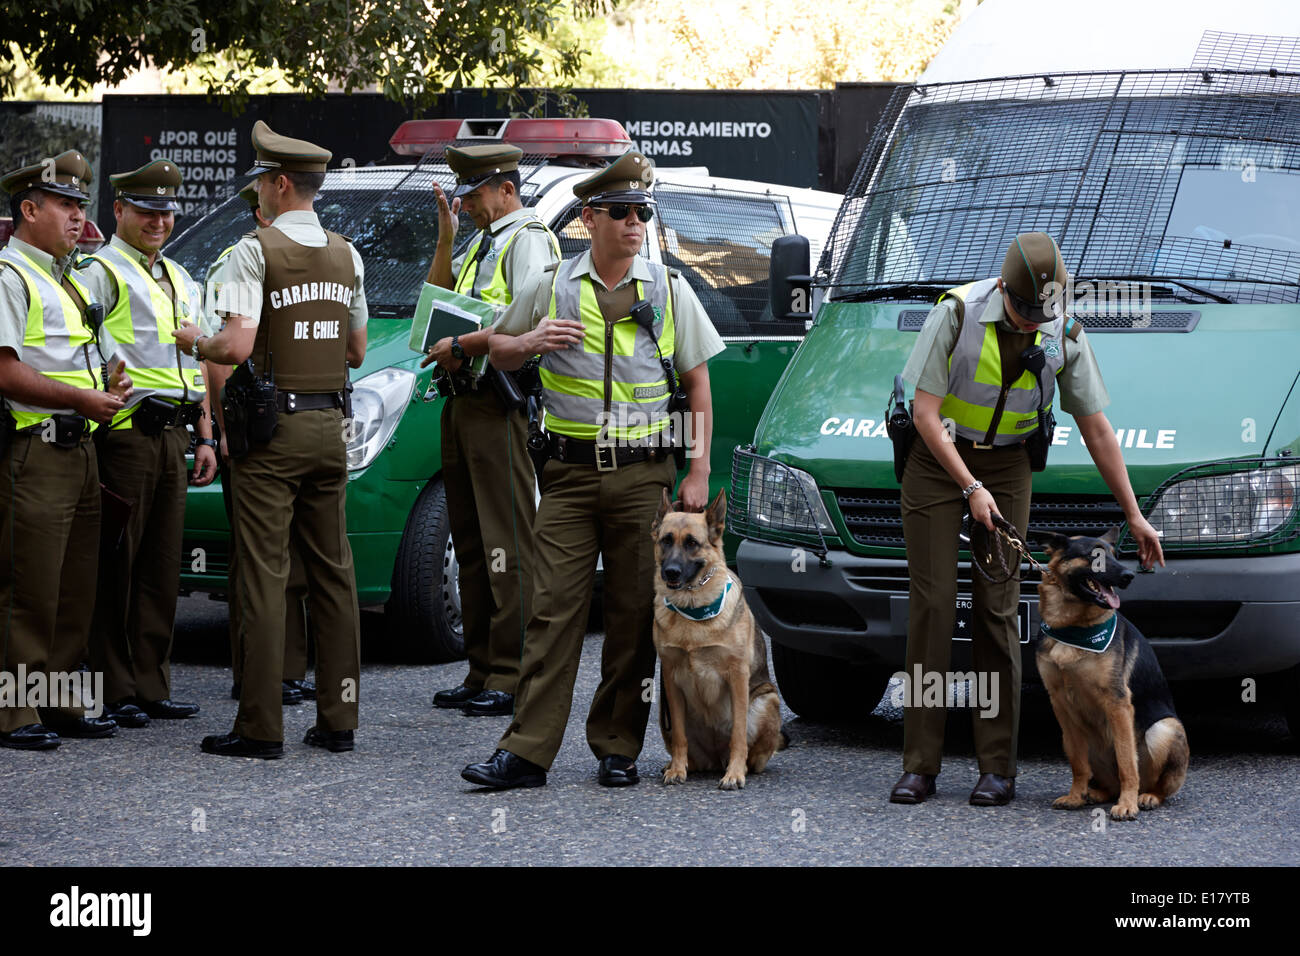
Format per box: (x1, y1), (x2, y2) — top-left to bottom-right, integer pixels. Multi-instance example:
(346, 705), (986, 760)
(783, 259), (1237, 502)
(165, 117), (841, 661)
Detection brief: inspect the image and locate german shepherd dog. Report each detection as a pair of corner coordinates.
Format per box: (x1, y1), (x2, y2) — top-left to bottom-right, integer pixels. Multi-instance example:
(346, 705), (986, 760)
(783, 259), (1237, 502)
(651, 489), (785, 790)
(1036, 528), (1188, 820)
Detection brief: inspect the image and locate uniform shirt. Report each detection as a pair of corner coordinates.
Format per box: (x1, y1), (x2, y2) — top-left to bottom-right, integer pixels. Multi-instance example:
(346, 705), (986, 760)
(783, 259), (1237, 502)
(0, 235), (81, 361)
(901, 290), (1111, 418)
(493, 250), (725, 374)
(75, 234), (180, 363)
(449, 207), (558, 315)
(213, 209), (368, 331)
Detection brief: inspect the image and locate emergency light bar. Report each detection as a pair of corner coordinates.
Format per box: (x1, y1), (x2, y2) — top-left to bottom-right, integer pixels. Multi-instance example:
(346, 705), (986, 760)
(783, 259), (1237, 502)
(389, 118), (632, 160)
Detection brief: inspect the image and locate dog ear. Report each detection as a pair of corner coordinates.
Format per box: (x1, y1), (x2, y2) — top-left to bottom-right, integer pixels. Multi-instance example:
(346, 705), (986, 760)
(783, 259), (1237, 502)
(1039, 532), (1070, 557)
(1100, 525), (1121, 548)
(706, 489), (726, 541)
(653, 487), (673, 532)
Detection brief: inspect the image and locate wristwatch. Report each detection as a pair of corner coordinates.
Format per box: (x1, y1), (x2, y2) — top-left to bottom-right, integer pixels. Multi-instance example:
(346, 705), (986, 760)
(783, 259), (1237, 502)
(191, 335), (206, 361)
(962, 480), (984, 499)
(197, 438), (218, 449)
(450, 336), (465, 361)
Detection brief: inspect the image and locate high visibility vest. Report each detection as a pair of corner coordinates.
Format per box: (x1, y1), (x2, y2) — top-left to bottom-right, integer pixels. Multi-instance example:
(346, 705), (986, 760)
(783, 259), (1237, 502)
(0, 246), (102, 430)
(89, 243), (204, 427)
(540, 258), (676, 442)
(938, 278), (1068, 445)
(454, 216), (560, 307)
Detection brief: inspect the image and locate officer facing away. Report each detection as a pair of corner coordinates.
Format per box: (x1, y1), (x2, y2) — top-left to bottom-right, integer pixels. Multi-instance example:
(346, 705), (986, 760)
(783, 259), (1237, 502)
(462, 149), (724, 789)
(77, 159), (213, 729)
(890, 231), (1164, 807)
(0, 150), (134, 749)
(423, 144), (559, 718)
(174, 121), (367, 759)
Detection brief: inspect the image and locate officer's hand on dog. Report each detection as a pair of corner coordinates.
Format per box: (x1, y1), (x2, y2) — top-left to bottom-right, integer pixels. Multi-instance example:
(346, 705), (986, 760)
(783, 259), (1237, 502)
(1128, 514), (1165, 570)
(969, 486), (1002, 532)
(433, 184), (460, 246)
(420, 336), (461, 371)
(677, 471), (710, 512)
(528, 318), (584, 355)
(191, 442), (218, 486)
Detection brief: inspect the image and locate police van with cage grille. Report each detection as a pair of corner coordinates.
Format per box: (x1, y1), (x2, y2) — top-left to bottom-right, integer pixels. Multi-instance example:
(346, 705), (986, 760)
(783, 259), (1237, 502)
(733, 0), (1300, 734)
(165, 117), (840, 661)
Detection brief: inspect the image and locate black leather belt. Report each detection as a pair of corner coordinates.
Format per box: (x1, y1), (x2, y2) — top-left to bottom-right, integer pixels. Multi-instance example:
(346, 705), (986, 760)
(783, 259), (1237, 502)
(278, 391), (344, 413)
(548, 433), (672, 471)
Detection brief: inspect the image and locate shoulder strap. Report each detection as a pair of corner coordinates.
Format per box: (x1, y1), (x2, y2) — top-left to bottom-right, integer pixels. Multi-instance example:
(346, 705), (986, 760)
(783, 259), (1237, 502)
(1062, 316), (1081, 341)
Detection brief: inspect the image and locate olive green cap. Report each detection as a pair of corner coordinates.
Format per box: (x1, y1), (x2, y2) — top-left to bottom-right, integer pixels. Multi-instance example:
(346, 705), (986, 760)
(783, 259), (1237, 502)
(238, 184), (259, 209)
(0, 149), (93, 203)
(446, 144), (523, 198)
(110, 158), (183, 211)
(572, 150), (654, 205)
(244, 120), (332, 176)
(1002, 232), (1068, 323)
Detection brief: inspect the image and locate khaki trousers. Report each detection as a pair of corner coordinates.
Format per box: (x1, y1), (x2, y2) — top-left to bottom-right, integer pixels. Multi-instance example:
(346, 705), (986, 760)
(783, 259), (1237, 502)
(899, 437), (1032, 778)
(440, 388), (536, 693)
(89, 424), (189, 703)
(498, 454), (677, 769)
(0, 432), (99, 731)
(230, 408), (359, 743)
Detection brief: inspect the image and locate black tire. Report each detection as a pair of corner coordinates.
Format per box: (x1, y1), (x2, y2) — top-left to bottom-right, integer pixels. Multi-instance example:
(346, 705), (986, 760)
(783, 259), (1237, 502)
(387, 479), (464, 662)
(771, 640), (894, 723)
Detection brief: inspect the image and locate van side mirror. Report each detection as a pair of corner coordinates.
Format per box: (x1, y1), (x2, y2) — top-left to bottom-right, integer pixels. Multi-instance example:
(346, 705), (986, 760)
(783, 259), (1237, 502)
(769, 234), (812, 324)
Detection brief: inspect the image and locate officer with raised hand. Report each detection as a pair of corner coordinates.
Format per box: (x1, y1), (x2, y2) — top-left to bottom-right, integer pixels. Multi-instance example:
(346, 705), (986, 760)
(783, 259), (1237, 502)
(0, 150), (133, 749)
(77, 160), (213, 729)
(889, 231), (1165, 807)
(174, 121), (366, 759)
(424, 145), (559, 718)
(461, 150), (724, 789)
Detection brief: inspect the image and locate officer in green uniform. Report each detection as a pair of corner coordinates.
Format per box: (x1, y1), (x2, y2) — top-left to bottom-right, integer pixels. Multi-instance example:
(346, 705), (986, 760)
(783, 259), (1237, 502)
(174, 121), (367, 759)
(424, 144), (559, 717)
(462, 150), (724, 789)
(205, 183), (314, 708)
(889, 232), (1165, 806)
(0, 150), (133, 748)
(77, 160), (214, 728)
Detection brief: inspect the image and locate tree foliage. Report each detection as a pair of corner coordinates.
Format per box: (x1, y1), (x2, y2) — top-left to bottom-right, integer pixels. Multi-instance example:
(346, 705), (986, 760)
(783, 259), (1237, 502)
(0, 0), (614, 110)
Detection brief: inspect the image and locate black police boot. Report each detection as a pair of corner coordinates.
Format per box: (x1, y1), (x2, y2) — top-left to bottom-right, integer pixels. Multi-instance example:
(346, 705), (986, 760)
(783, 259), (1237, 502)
(104, 701), (151, 729)
(0, 724), (61, 750)
(200, 732), (283, 760)
(433, 683), (480, 709)
(462, 689), (514, 717)
(461, 749), (547, 790)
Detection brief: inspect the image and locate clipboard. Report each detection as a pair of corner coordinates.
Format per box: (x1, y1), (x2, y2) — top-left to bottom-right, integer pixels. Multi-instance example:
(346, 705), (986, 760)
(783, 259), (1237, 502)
(408, 283), (497, 376)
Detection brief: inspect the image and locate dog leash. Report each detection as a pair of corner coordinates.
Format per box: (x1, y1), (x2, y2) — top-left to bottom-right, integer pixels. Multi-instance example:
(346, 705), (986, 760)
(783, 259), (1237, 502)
(961, 512), (1053, 584)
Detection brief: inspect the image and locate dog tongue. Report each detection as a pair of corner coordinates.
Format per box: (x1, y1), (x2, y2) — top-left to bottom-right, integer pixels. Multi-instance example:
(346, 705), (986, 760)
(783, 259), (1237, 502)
(1103, 586), (1121, 609)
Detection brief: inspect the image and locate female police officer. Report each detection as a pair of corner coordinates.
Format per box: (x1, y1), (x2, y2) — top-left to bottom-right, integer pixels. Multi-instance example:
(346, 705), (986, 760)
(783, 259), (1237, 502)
(890, 232), (1164, 806)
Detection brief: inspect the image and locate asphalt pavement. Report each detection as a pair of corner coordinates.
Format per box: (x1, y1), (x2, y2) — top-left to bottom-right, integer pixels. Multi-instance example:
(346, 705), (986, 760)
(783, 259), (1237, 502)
(2, 595), (1297, 866)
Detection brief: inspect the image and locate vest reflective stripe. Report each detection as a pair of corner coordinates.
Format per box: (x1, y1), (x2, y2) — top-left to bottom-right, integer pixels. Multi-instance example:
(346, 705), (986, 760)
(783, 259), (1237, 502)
(0, 247), (100, 429)
(540, 258), (675, 441)
(454, 216), (560, 306)
(938, 277), (1065, 445)
(90, 245), (203, 418)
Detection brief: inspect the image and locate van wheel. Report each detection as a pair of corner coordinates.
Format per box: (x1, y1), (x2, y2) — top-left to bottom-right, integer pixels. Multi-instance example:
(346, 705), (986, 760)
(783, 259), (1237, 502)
(770, 641), (893, 722)
(387, 479), (464, 662)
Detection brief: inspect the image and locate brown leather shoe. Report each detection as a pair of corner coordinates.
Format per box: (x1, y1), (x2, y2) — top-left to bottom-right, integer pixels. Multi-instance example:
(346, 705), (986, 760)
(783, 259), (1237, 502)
(889, 772), (936, 804)
(969, 773), (1015, 806)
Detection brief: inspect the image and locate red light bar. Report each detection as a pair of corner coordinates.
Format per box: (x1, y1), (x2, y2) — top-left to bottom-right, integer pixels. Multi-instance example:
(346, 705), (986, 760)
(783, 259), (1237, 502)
(389, 118), (631, 159)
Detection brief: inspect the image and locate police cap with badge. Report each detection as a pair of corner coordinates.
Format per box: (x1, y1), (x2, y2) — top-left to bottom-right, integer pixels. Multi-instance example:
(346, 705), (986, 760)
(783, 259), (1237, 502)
(244, 120), (332, 176)
(1002, 231), (1068, 324)
(572, 149), (656, 208)
(445, 144), (523, 199)
(0, 149), (94, 203)
(110, 159), (183, 212)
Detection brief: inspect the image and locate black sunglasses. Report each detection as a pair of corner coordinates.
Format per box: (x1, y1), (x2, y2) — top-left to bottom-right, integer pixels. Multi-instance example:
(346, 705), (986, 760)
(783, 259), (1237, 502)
(594, 203), (654, 223)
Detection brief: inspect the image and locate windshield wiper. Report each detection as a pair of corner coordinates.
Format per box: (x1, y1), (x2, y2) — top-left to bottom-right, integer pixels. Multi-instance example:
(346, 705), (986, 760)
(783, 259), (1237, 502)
(1075, 275), (1235, 305)
(834, 283), (954, 304)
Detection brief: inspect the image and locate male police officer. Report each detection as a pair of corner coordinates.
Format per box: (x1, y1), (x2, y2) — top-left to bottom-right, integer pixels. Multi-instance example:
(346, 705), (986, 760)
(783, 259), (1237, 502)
(0, 150), (133, 748)
(205, 183), (314, 708)
(462, 150), (723, 789)
(77, 160), (214, 729)
(424, 145), (558, 717)
(890, 232), (1164, 806)
(174, 121), (366, 759)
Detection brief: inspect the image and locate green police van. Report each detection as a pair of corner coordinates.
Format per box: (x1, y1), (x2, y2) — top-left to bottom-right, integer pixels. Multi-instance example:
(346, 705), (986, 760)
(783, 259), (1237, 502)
(733, 10), (1300, 734)
(166, 118), (841, 661)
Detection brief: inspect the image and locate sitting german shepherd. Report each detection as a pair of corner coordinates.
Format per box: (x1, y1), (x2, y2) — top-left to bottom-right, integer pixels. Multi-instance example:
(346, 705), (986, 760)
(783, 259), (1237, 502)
(1036, 528), (1188, 820)
(651, 489), (785, 790)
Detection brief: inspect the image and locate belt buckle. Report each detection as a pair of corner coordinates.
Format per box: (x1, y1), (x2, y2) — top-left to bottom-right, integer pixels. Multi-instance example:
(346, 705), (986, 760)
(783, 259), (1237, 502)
(971, 439), (994, 450)
(595, 443), (618, 472)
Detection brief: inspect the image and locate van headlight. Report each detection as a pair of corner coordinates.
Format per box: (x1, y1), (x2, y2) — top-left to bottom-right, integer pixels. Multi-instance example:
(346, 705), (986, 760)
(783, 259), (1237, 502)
(742, 455), (834, 534)
(346, 367), (416, 471)
(1147, 463), (1299, 544)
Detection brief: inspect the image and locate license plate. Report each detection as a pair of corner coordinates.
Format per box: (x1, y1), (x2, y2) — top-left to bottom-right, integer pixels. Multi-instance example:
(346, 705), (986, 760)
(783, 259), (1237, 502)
(953, 597), (1030, 644)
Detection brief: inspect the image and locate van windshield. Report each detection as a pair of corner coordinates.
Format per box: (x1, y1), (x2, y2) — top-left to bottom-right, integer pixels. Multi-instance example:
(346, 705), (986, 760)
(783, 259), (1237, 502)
(827, 70), (1300, 305)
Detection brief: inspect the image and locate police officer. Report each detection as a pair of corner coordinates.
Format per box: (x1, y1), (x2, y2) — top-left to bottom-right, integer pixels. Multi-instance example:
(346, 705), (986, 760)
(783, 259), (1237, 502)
(205, 184), (314, 708)
(461, 150), (723, 789)
(77, 160), (213, 728)
(174, 121), (366, 759)
(0, 150), (133, 748)
(890, 232), (1165, 806)
(424, 145), (559, 717)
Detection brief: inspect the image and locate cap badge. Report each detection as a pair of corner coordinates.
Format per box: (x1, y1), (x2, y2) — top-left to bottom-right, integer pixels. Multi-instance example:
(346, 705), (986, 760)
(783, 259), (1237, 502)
(157, 186), (166, 194)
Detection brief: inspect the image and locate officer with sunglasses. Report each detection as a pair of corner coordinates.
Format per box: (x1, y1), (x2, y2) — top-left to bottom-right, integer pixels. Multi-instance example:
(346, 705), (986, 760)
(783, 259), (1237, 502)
(461, 150), (724, 789)
(889, 232), (1164, 807)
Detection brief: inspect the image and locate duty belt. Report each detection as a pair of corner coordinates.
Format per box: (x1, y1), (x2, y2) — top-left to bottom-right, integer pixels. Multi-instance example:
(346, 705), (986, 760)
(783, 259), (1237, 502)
(17, 413), (91, 448)
(547, 433), (672, 471)
(278, 391), (344, 413)
(143, 399), (203, 429)
(955, 435), (1026, 452)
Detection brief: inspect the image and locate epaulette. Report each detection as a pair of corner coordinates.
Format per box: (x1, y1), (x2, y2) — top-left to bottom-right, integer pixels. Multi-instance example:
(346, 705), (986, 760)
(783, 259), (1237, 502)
(667, 266), (681, 280)
(1062, 316), (1082, 341)
(542, 262), (560, 274)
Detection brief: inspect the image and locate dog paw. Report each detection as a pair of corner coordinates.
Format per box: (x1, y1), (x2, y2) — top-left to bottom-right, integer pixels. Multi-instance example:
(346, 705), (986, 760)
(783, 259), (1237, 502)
(662, 764), (687, 785)
(719, 769), (746, 790)
(1052, 793), (1088, 810)
(1138, 792), (1162, 810)
(1086, 788), (1112, 805)
(1111, 799), (1139, 821)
